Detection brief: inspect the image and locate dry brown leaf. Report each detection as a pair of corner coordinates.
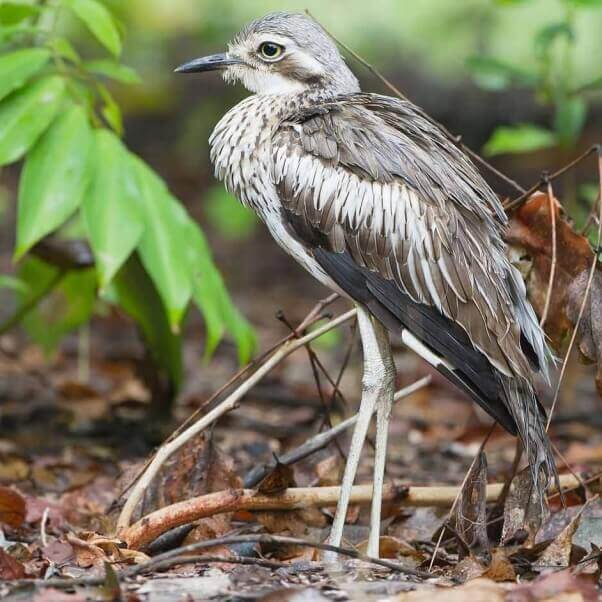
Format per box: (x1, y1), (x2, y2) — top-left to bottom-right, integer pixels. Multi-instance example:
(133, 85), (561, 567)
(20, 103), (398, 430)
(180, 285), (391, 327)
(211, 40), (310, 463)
(356, 535), (423, 561)
(451, 556), (487, 583)
(534, 506), (583, 569)
(42, 540), (74, 565)
(507, 569), (598, 602)
(0, 548), (26, 580)
(395, 578), (506, 601)
(483, 548), (516, 582)
(314, 454), (343, 486)
(449, 451), (490, 559)
(502, 467), (549, 546)
(0, 486), (26, 528)
(255, 459), (295, 494)
(567, 269), (602, 395)
(32, 589), (86, 602)
(140, 431), (242, 519)
(507, 191), (593, 347)
(0, 455), (30, 482)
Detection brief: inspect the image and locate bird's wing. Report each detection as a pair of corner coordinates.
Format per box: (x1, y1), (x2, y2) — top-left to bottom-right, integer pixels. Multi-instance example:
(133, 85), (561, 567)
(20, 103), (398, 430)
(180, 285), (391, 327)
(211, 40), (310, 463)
(271, 93), (547, 430)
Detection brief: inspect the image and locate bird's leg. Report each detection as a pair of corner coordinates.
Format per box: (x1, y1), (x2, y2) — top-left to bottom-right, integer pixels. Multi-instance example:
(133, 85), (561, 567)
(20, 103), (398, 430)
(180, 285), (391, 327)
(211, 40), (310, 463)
(326, 306), (395, 561)
(368, 334), (395, 557)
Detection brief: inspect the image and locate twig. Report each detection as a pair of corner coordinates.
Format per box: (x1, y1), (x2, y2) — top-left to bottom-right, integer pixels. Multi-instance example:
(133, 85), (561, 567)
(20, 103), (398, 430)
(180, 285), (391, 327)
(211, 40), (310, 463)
(113, 294), (340, 506)
(125, 534), (429, 578)
(305, 10), (526, 195)
(428, 423), (496, 571)
(540, 178), (558, 328)
(277, 309), (348, 426)
(116, 308), (357, 531)
(551, 441), (586, 495)
(546, 148), (602, 431)
(243, 376), (432, 488)
(504, 145), (600, 211)
(121, 473), (583, 550)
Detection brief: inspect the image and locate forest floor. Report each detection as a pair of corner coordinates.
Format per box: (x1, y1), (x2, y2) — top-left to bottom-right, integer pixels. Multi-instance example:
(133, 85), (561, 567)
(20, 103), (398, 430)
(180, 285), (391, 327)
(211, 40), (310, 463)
(0, 239), (601, 600)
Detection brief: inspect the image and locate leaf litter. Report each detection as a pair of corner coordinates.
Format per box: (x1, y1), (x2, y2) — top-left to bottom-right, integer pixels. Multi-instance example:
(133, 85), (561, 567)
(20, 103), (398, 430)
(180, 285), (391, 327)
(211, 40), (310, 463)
(0, 190), (601, 600)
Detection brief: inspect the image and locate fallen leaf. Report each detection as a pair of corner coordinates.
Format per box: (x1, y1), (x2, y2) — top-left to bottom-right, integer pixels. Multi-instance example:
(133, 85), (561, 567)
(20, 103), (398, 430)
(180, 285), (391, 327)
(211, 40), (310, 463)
(507, 568), (598, 602)
(448, 451), (490, 559)
(256, 459), (295, 494)
(502, 467), (549, 546)
(483, 548), (516, 582)
(0, 548), (26, 580)
(42, 540), (74, 565)
(0, 455), (30, 482)
(451, 556), (487, 583)
(534, 505), (583, 569)
(33, 588), (87, 602)
(395, 578), (505, 601)
(506, 191), (593, 348)
(567, 269), (602, 395)
(0, 486), (26, 528)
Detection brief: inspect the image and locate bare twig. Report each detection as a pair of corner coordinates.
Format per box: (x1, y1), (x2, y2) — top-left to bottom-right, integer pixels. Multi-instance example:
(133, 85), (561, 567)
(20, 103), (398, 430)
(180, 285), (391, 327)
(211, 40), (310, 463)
(540, 178), (558, 328)
(8, 534), (421, 591)
(244, 376), (431, 487)
(504, 145), (600, 211)
(427, 424), (496, 571)
(547, 149), (602, 431)
(126, 534), (429, 578)
(116, 308), (357, 531)
(121, 473), (584, 550)
(114, 294), (340, 506)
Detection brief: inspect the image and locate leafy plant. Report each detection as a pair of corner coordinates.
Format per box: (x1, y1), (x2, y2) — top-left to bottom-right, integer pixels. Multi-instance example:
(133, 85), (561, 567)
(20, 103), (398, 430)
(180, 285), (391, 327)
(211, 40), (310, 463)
(0, 0), (255, 389)
(466, 0), (602, 156)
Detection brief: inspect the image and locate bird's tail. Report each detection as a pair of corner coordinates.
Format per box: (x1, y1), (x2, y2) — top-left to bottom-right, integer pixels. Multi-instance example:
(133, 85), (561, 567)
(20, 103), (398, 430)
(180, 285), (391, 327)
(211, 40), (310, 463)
(499, 375), (558, 504)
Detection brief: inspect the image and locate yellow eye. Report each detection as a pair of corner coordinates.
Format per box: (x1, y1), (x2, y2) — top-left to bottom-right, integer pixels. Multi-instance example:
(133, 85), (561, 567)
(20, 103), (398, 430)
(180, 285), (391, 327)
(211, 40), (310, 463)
(259, 42), (284, 61)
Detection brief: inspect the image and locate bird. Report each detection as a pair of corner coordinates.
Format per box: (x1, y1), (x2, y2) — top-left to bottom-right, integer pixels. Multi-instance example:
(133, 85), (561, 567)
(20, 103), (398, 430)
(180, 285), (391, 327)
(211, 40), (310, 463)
(176, 11), (557, 559)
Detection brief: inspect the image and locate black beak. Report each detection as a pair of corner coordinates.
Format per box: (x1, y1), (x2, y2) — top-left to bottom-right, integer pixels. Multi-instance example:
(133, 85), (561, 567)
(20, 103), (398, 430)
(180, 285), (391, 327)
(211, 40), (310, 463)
(174, 53), (240, 74)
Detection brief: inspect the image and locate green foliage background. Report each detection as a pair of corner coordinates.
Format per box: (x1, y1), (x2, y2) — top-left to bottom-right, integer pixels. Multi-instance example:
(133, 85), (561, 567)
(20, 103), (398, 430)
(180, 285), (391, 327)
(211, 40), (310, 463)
(0, 0), (601, 393)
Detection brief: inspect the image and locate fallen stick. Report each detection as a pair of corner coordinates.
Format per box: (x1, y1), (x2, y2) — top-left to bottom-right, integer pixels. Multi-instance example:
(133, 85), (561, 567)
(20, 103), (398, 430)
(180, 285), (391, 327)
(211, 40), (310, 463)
(244, 375), (432, 487)
(116, 308), (357, 531)
(121, 473), (589, 550)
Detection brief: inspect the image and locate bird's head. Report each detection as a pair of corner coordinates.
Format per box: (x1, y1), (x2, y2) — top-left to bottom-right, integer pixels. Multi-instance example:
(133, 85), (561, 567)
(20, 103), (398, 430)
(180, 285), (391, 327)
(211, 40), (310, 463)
(175, 12), (360, 96)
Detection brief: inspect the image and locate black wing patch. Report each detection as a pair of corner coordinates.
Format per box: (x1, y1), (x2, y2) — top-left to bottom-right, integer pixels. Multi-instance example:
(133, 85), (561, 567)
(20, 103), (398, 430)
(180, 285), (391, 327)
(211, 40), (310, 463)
(313, 246), (518, 435)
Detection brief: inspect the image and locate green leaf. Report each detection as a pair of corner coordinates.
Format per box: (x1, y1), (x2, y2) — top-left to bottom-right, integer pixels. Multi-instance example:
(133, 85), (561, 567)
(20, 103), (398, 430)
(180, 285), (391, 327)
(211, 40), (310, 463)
(64, 0), (122, 57)
(565, 0), (602, 6)
(131, 157), (192, 331)
(534, 22), (574, 58)
(18, 257), (96, 354)
(483, 124), (558, 157)
(574, 75), (602, 93)
(97, 82), (123, 134)
(0, 274), (29, 294)
(83, 130), (144, 288)
(0, 76), (66, 167)
(554, 97), (587, 147)
(204, 185), (258, 241)
(0, 3), (40, 25)
(16, 105), (92, 259)
(84, 59), (141, 84)
(465, 56), (538, 91)
(186, 220), (256, 363)
(0, 48), (51, 103)
(48, 38), (81, 63)
(107, 256), (182, 386)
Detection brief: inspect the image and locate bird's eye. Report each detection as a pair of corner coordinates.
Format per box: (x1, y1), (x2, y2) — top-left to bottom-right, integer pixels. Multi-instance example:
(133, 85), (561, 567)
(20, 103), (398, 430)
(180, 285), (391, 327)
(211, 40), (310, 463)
(259, 42), (284, 61)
